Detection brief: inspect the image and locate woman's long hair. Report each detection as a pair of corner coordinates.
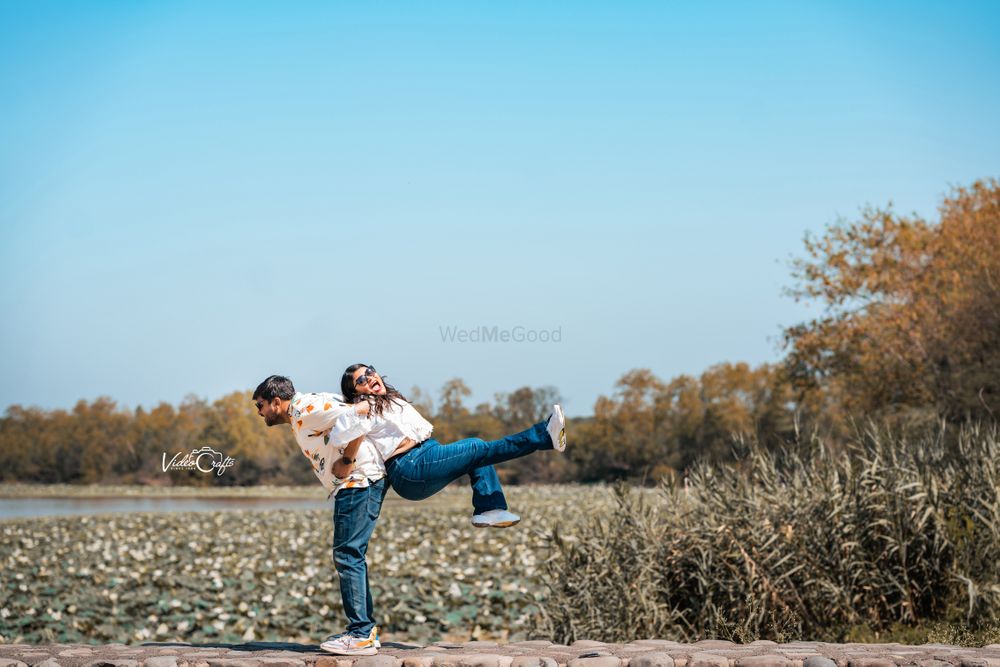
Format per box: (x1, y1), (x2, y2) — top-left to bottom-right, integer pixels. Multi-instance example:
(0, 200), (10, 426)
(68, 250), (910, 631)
(341, 363), (408, 417)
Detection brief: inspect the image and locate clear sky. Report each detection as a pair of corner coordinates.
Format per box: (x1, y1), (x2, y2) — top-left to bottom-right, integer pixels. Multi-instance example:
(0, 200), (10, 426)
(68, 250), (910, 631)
(1, 1), (998, 416)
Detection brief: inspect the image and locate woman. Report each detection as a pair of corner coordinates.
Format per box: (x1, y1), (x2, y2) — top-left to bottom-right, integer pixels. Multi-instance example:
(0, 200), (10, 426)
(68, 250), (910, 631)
(339, 363), (565, 525)
(319, 363), (566, 656)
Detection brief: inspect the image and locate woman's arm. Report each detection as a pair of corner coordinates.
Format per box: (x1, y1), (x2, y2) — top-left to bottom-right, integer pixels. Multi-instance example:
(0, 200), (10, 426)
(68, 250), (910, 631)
(332, 434), (365, 478)
(324, 400), (374, 448)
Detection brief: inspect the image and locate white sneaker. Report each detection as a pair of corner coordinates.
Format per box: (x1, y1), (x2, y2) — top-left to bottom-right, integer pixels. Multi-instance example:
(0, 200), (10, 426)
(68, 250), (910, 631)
(320, 627), (379, 655)
(547, 404), (567, 452)
(472, 508), (521, 528)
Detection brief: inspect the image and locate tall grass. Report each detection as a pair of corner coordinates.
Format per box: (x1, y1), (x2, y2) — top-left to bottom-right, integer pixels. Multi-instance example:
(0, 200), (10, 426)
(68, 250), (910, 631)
(539, 423), (1000, 643)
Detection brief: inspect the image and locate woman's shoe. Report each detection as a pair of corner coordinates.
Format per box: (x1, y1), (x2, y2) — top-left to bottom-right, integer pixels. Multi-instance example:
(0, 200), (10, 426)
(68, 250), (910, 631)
(547, 404), (567, 452)
(472, 508), (521, 527)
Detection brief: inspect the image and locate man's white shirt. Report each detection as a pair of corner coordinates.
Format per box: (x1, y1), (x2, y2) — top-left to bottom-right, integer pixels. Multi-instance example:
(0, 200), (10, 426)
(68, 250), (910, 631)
(288, 391), (385, 499)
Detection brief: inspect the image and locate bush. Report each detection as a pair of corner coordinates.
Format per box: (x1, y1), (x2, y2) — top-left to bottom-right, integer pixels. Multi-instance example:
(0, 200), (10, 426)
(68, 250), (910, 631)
(539, 422), (1000, 643)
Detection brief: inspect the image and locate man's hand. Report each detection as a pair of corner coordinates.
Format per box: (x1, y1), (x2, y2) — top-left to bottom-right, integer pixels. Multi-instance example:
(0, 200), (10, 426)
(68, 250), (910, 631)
(333, 435), (365, 479)
(332, 457), (354, 479)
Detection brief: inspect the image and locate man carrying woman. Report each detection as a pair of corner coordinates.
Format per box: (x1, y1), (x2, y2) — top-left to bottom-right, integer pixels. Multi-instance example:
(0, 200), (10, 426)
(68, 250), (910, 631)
(251, 368), (566, 656)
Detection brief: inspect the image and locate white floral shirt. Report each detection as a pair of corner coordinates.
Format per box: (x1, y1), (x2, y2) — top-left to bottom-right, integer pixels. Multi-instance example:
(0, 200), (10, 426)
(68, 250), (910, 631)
(288, 392), (385, 499)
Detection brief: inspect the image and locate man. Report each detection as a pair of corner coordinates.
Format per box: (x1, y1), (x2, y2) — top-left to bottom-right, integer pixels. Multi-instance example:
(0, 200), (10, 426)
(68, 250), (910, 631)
(253, 374), (385, 656)
(253, 372), (566, 655)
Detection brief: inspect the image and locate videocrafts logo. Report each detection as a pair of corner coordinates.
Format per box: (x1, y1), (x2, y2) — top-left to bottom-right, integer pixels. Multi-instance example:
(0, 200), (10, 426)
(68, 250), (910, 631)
(439, 325), (563, 343)
(162, 446), (237, 477)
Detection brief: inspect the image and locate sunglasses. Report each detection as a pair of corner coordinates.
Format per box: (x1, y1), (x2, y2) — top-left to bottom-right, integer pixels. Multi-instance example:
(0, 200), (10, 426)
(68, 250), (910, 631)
(354, 366), (377, 387)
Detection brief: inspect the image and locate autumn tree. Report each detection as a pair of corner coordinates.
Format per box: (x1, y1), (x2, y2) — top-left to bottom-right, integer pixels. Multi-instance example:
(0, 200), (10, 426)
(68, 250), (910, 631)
(660, 362), (798, 470)
(0, 405), (58, 481)
(572, 364), (797, 481)
(490, 385), (573, 483)
(430, 378), (504, 444)
(784, 178), (1000, 422)
(571, 369), (665, 480)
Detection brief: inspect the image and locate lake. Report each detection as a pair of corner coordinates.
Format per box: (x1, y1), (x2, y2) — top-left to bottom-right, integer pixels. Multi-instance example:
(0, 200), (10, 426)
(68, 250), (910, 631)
(0, 495), (332, 520)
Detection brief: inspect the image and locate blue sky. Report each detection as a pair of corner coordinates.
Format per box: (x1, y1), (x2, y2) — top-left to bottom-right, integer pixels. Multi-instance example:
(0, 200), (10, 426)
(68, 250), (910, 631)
(1, 1), (998, 416)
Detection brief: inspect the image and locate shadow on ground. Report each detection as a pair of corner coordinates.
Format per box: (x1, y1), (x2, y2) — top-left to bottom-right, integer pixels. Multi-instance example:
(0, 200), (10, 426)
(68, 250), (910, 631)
(138, 641), (425, 653)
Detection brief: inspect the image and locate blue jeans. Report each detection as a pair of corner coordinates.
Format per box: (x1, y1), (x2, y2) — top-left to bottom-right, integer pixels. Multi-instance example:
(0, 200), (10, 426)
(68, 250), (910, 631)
(386, 421), (553, 514)
(332, 478), (389, 637)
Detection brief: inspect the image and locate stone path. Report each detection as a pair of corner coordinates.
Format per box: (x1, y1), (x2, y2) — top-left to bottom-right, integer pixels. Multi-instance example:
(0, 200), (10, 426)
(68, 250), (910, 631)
(2, 640), (1000, 667)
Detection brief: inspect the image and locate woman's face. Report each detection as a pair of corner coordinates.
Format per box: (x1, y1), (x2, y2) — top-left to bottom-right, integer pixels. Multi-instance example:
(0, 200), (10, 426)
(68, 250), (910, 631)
(352, 366), (386, 396)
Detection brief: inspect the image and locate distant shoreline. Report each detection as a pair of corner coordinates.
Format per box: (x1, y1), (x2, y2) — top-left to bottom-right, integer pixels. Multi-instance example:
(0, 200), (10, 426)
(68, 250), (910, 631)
(0, 482), (326, 499)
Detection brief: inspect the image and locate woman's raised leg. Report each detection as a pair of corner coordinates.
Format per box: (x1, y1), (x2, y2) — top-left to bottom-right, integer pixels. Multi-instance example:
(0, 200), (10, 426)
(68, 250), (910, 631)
(388, 420), (553, 503)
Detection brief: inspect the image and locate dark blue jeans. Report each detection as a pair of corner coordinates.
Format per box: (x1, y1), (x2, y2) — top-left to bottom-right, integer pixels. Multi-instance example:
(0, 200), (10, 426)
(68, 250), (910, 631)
(385, 421), (553, 514)
(332, 478), (389, 637)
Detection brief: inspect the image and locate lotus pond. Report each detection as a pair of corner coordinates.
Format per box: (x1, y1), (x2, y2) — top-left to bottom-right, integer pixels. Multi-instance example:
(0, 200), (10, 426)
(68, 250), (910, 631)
(0, 484), (612, 645)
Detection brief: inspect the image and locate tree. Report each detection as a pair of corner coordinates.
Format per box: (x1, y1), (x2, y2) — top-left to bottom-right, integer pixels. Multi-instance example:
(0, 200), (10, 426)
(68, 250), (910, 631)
(784, 178), (1000, 422)
(491, 385), (572, 483)
(439, 378), (472, 423)
(431, 378), (503, 443)
(573, 369), (666, 481)
(658, 363), (797, 471)
(573, 365), (798, 481)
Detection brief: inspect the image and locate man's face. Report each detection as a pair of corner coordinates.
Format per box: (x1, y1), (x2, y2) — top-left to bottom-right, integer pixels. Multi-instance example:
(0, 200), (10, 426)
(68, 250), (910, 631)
(255, 396), (285, 426)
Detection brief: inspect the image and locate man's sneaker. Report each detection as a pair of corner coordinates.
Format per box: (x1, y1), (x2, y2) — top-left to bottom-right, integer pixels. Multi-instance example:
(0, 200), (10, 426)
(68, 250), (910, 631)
(547, 404), (567, 452)
(472, 508), (521, 528)
(320, 628), (379, 655)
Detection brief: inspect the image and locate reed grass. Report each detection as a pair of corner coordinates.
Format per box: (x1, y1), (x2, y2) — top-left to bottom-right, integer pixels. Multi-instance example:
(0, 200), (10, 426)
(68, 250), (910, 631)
(540, 422), (1000, 644)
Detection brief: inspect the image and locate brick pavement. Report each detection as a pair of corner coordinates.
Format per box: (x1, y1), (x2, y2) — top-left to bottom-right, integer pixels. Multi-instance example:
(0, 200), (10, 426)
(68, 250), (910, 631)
(1, 640), (1000, 667)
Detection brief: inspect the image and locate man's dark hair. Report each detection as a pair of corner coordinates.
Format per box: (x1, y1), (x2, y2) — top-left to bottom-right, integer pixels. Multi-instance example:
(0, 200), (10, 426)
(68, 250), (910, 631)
(253, 375), (295, 402)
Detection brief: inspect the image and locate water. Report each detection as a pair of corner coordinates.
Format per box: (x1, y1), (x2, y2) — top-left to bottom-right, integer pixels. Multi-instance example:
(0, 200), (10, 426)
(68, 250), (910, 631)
(0, 495), (332, 520)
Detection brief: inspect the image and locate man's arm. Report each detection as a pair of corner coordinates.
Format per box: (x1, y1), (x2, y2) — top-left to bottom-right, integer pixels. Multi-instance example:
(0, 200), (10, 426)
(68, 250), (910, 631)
(332, 435), (365, 478)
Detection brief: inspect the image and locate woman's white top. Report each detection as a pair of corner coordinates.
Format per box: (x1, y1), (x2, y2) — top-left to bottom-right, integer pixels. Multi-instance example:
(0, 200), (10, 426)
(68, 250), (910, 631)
(330, 398), (434, 463)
